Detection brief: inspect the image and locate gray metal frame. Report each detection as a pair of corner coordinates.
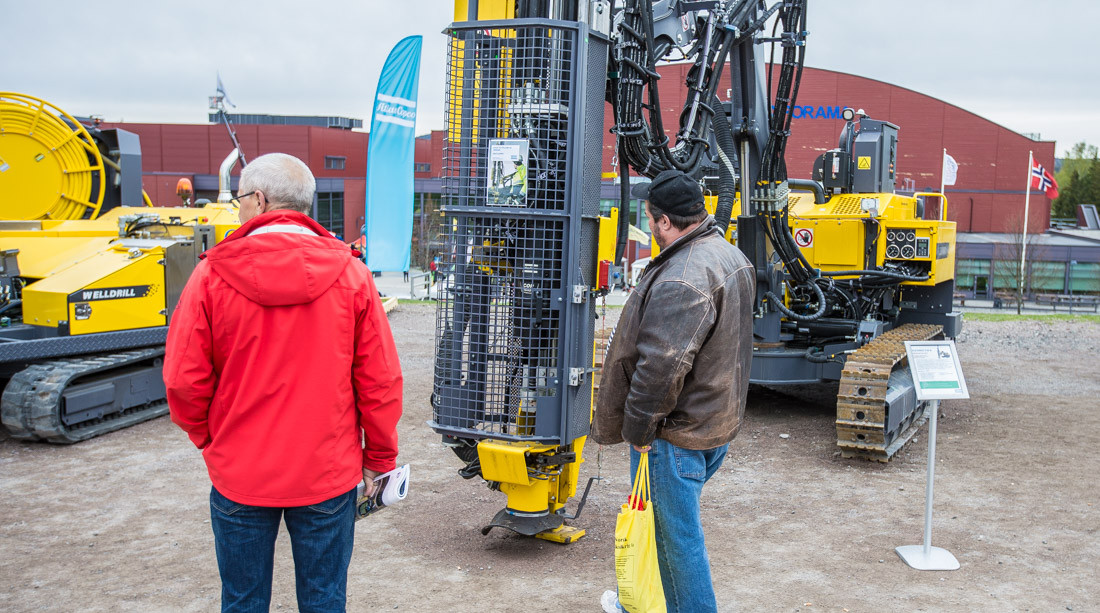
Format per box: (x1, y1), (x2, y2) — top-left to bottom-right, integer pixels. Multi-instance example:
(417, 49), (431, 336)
(431, 18), (608, 446)
(0, 326), (167, 364)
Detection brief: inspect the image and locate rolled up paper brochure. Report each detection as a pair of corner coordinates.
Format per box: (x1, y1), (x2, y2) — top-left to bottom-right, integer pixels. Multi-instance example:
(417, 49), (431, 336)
(355, 464), (410, 519)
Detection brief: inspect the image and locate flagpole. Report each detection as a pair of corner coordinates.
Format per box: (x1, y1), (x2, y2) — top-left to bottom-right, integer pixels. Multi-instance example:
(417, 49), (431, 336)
(1021, 150), (1032, 297)
(940, 148), (947, 221)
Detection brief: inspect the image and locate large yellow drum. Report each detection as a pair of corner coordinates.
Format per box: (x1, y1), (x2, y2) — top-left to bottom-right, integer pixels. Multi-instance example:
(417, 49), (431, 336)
(0, 92), (105, 220)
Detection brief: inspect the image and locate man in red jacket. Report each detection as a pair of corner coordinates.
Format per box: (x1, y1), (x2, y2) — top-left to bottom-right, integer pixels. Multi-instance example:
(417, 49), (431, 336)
(164, 153), (402, 613)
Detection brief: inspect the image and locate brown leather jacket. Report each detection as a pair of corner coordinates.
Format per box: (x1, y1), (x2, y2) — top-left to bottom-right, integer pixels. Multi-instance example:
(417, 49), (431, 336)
(591, 218), (755, 450)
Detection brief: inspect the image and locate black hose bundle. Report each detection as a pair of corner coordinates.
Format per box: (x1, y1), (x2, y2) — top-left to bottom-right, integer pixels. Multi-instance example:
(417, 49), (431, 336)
(765, 280), (825, 322)
(609, 1), (919, 324)
(611, 0), (743, 177)
(710, 95), (738, 233)
(821, 269), (930, 282)
(757, 0), (806, 182)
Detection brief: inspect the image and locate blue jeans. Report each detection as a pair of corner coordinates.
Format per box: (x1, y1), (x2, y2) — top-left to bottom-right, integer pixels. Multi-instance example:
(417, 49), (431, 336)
(630, 439), (729, 613)
(210, 486), (356, 613)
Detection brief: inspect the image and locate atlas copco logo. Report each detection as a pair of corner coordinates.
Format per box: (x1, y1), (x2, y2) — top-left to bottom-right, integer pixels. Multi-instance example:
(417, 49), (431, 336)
(67, 285), (152, 303)
(375, 94), (417, 127)
(377, 102), (416, 121)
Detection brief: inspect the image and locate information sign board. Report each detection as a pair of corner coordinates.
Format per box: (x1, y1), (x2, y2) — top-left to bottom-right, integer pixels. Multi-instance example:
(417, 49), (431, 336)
(905, 340), (969, 401)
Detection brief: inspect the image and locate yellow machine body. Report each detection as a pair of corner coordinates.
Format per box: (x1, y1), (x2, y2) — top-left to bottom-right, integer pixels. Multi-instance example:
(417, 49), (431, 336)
(0, 204), (240, 335)
(692, 191), (958, 290)
(598, 207), (619, 264)
(786, 192), (955, 286)
(476, 437), (588, 543)
(447, 1), (517, 145)
(22, 242), (171, 334)
(453, 0), (514, 20)
(0, 204), (239, 242)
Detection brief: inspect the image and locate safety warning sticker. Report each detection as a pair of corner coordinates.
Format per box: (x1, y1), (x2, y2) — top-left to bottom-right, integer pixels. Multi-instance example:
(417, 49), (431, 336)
(794, 228), (814, 248)
(857, 156), (871, 170)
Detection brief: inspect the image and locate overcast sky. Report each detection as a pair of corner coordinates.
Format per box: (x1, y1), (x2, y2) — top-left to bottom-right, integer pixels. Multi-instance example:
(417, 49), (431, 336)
(3, 0), (1093, 156)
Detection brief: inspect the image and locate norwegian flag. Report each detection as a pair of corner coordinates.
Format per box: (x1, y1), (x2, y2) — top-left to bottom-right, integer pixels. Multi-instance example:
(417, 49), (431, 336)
(1030, 159), (1060, 199)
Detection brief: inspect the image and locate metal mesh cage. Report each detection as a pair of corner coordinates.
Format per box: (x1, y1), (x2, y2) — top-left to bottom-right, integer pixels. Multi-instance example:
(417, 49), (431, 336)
(441, 23), (577, 212)
(432, 20), (608, 444)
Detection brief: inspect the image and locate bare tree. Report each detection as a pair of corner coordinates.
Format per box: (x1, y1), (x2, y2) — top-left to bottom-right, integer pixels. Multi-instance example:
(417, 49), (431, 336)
(991, 211), (1051, 314)
(412, 193), (444, 271)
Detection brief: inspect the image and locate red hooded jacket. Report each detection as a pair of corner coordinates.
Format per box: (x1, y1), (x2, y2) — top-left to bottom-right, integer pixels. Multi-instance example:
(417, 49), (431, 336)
(164, 210), (402, 507)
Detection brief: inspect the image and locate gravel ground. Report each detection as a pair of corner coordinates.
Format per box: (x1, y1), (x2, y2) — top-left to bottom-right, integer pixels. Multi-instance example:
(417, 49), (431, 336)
(1, 303), (1097, 612)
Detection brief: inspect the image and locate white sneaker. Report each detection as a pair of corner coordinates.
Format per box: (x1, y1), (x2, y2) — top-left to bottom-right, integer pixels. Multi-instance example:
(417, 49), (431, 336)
(600, 589), (623, 613)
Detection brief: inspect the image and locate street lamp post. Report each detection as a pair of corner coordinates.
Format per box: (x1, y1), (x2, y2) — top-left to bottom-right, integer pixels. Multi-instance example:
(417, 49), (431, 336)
(1068, 260), (1077, 296)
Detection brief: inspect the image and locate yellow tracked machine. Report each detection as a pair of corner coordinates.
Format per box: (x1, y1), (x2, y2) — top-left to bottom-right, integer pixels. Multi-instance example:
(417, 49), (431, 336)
(0, 92), (240, 442)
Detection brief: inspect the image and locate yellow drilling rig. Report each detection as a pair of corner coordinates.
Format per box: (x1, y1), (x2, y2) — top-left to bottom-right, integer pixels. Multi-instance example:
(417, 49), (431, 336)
(429, 0), (959, 542)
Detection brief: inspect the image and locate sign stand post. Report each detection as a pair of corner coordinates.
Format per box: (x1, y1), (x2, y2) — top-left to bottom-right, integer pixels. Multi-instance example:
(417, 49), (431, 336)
(895, 398), (959, 570)
(895, 340), (969, 571)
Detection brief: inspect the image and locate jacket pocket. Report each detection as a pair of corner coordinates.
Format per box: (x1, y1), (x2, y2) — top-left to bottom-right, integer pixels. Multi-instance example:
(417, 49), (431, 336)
(673, 447), (706, 481)
(306, 489), (353, 515)
(210, 487), (245, 516)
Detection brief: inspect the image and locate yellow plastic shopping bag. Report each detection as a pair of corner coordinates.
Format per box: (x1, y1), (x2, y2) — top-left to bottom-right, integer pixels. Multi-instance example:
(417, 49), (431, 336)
(614, 452), (666, 613)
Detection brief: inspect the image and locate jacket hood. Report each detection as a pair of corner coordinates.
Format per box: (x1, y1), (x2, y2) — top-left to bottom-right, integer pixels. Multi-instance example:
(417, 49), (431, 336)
(204, 210), (353, 306)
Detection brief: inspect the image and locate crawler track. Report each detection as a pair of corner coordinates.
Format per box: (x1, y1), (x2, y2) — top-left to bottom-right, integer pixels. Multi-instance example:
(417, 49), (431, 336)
(835, 323), (943, 461)
(1, 347), (167, 444)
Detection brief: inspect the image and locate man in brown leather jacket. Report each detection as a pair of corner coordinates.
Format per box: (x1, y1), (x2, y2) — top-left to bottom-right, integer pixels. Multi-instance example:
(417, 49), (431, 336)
(594, 169), (755, 613)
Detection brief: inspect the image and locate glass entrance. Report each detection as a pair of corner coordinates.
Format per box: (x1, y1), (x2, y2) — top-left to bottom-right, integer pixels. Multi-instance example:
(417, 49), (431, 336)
(975, 275), (989, 298)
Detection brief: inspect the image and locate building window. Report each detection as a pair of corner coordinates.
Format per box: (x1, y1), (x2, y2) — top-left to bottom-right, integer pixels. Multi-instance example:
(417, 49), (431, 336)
(325, 156), (346, 170)
(1030, 261), (1066, 292)
(415, 162), (431, 173)
(955, 259), (988, 290)
(1069, 262), (1100, 294)
(991, 259), (1020, 291)
(316, 192), (344, 237)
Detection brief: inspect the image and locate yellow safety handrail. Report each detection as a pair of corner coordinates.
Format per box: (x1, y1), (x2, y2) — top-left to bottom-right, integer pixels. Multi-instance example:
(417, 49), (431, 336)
(913, 191), (948, 221)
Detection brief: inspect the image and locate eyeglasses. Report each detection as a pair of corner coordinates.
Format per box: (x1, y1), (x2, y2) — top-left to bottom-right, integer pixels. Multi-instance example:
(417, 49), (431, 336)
(232, 190), (257, 206)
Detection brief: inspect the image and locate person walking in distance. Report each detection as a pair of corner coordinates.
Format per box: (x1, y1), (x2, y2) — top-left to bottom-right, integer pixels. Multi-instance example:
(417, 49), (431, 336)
(593, 169), (755, 613)
(164, 153), (403, 612)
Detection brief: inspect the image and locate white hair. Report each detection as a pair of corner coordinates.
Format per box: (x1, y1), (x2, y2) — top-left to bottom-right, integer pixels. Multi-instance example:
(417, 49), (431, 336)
(239, 153), (316, 214)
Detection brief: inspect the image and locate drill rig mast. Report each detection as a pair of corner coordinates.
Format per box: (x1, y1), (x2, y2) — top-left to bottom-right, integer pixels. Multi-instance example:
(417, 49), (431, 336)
(430, 0), (611, 542)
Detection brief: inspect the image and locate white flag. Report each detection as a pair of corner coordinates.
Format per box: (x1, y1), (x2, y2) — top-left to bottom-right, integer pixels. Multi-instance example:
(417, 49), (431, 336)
(216, 73), (236, 108)
(942, 152), (958, 186)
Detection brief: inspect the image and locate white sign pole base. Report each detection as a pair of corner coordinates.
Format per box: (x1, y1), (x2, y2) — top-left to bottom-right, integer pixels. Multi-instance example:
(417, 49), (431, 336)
(894, 398), (960, 571)
(895, 544), (960, 571)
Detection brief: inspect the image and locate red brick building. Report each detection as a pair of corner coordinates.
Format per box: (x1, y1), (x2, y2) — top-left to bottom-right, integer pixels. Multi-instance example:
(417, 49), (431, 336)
(101, 121), (374, 238)
(107, 65), (1054, 242)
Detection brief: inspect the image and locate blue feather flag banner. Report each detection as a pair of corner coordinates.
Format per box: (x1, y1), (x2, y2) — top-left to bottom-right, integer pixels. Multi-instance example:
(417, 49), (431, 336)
(364, 35), (423, 272)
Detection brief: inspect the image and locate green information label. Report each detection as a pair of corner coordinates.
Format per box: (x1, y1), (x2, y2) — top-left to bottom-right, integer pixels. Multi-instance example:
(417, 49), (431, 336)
(920, 381), (959, 389)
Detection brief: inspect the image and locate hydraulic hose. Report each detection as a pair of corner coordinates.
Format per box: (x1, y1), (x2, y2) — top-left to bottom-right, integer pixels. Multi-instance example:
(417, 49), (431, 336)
(615, 138), (632, 265)
(788, 179), (825, 204)
(710, 95), (738, 234)
(612, 0), (740, 177)
(0, 299), (22, 316)
(820, 269), (930, 282)
(764, 278), (826, 322)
